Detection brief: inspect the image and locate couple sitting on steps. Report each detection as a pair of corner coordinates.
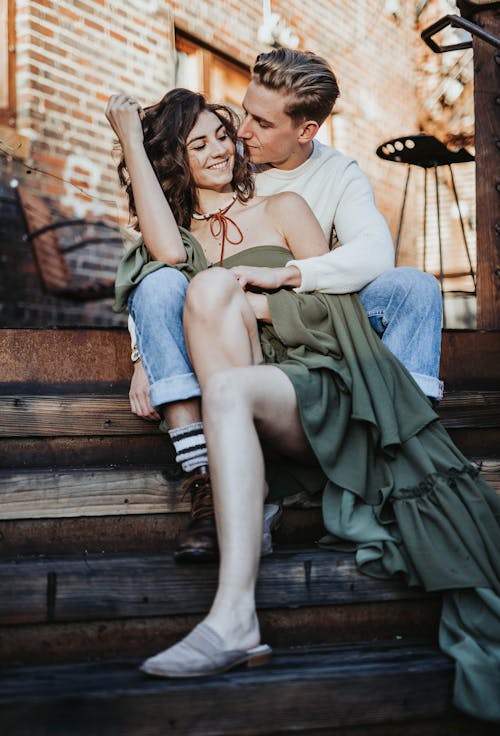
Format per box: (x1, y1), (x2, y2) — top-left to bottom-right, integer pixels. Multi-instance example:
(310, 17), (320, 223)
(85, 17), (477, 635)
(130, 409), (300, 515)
(107, 49), (500, 722)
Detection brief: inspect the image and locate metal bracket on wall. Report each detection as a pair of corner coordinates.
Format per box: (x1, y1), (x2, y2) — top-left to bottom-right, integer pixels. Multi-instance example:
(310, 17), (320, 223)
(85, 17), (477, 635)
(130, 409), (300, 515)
(421, 13), (500, 53)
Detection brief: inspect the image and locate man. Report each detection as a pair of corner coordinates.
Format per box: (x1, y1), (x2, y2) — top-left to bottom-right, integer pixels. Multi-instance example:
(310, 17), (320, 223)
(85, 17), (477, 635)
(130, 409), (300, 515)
(125, 48), (443, 563)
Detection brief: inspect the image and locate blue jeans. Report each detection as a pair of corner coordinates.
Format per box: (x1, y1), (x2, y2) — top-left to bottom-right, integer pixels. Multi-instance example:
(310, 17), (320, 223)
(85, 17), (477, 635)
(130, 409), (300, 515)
(358, 267), (443, 399)
(128, 268), (202, 407)
(129, 265), (443, 407)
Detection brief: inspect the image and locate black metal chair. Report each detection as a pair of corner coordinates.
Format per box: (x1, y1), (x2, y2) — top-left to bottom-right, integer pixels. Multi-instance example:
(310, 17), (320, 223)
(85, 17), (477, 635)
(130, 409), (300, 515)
(13, 184), (124, 301)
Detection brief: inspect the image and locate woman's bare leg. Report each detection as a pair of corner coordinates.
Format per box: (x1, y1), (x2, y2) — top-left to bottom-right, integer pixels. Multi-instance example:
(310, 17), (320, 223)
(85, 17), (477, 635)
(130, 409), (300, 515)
(182, 269), (313, 649)
(200, 364), (313, 650)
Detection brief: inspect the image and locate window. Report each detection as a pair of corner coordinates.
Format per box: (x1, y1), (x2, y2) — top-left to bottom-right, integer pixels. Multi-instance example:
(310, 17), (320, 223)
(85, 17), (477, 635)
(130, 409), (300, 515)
(175, 33), (250, 114)
(0, 0), (16, 127)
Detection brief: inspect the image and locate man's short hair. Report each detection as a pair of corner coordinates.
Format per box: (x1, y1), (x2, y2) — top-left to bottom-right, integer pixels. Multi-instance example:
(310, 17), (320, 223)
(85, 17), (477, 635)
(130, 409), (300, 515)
(252, 48), (340, 125)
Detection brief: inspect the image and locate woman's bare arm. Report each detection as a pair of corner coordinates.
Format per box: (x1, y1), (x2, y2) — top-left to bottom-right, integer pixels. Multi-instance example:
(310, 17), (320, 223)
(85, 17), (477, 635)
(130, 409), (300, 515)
(105, 94), (185, 263)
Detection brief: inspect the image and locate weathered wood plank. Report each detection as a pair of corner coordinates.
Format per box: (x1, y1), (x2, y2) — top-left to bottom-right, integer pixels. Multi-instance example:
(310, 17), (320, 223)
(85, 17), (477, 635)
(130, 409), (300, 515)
(473, 8), (500, 329)
(0, 508), (324, 558)
(439, 330), (500, 388)
(436, 390), (500, 427)
(0, 550), (430, 625)
(0, 328), (131, 385)
(0, 395), (160, 436)
(1, 426), (496, 470)
(0, 435), (173, 469)
(0, 599), (441, 667)
(1, 391), (498, 438)
(448, 427), (500, 457)
(0, 460), (496, 522)
(0, 643), (456, 735)
(0, 468), (188, 519)
(1, 328), (498, 389)
(0, 514), (187, 557)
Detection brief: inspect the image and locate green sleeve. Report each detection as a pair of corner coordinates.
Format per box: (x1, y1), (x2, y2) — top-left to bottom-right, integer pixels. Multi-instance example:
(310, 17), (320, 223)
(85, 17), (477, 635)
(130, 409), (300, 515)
(113, 227), (208, 313)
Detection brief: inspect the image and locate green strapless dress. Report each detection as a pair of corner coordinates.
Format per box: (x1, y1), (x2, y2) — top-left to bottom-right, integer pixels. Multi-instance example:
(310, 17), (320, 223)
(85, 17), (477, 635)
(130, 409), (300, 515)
(115, 229), (500, 722)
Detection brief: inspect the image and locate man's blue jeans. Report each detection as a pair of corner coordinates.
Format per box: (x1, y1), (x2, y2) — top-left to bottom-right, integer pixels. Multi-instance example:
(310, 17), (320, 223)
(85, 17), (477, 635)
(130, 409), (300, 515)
(128, 265), (443, 407)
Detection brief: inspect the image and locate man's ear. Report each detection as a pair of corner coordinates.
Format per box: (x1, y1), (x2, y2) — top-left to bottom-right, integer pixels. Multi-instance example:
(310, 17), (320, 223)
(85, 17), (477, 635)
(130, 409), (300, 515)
(297, 120), (319, 143)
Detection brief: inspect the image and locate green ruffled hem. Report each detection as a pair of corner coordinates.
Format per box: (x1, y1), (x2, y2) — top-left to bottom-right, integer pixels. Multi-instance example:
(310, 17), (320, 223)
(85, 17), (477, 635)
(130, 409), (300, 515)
(392, 463), (481, 500)
(320, 464), (500, 592)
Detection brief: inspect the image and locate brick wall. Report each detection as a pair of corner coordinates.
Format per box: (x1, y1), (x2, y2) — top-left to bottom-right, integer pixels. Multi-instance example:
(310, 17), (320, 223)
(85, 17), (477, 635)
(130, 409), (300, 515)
(0, 0), (476, 327)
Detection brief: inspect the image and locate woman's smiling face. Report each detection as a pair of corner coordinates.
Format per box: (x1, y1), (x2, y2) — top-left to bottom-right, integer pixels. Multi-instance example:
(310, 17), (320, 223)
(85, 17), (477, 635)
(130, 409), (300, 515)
(186, 110), (235, 191)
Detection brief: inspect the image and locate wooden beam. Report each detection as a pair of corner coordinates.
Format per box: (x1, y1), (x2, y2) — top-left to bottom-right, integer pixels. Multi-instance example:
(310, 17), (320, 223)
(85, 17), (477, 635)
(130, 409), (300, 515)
(439, 330), (500, 388)
(473, 7), (500, 327)
(0, 643), (455, 734)
(1, 391), (498, 438)
(0, 435), (172, 470)
(0, 395), (161, 436)
(0, 329), (131, 386)
(0, 550), (430, 625)
(0, 329), (498, 391)
(0, 460), (496, 522)
(435, 389), (500, 427)
(0, 468), (187, 519)
(0, 599), (442, 667)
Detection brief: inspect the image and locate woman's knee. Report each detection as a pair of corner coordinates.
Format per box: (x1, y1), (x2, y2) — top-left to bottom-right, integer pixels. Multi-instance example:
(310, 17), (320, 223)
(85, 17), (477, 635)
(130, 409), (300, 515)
(185, 268), (240, 319)
(203, 368), (250, 417)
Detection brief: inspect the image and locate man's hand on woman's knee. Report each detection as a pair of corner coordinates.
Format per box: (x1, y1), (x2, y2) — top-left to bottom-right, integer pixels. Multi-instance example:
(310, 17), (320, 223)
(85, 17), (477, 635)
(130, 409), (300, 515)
(129, 361), (161, 420)
(231, 265), (301, 291)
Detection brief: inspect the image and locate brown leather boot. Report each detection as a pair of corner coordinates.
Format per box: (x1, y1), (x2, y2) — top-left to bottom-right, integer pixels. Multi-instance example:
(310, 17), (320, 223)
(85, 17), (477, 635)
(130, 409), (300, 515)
(173, 467), (218, 563)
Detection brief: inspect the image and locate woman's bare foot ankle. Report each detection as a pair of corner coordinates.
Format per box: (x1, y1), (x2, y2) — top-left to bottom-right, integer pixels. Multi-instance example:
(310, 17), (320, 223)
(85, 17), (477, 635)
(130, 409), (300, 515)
(203, 608), (260, 651)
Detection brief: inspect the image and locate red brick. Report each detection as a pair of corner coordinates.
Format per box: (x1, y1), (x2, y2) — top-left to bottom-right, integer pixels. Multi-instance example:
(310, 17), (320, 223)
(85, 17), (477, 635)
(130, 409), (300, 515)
(29, 20), (54, 37)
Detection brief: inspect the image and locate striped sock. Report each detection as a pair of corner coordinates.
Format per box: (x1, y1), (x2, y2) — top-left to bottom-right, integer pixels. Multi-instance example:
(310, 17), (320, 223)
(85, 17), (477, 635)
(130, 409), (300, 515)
(168, 422), (209, 474)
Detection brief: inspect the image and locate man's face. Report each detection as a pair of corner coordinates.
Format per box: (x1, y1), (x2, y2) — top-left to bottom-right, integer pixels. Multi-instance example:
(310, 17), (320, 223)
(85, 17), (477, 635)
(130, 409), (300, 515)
(238, 81), (306, 170)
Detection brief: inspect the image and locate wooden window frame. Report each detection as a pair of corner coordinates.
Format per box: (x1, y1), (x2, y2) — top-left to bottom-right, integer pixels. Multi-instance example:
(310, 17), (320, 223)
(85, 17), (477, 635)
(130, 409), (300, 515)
(0, 0), (16, 127)
(174, 30), (250, 104)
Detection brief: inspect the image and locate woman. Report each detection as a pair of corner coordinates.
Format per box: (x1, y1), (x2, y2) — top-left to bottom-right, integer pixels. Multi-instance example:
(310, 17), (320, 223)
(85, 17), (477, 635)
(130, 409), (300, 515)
(107, 90), (499, 720)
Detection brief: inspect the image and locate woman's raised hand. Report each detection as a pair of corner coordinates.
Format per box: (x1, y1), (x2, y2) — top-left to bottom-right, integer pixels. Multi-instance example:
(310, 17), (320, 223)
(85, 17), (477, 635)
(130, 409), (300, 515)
(105, 94), (145, 150)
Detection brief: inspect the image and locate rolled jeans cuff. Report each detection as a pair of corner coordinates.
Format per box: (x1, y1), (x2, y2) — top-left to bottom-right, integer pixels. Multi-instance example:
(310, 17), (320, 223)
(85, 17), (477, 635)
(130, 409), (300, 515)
(411, 372), (444, 400)
(149, 372), (201, 408)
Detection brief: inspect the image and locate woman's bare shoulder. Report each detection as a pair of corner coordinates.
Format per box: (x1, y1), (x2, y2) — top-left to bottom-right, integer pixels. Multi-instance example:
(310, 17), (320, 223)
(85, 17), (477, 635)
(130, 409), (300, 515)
(264, 192), (314, 226)
(265, 191), (309, 209)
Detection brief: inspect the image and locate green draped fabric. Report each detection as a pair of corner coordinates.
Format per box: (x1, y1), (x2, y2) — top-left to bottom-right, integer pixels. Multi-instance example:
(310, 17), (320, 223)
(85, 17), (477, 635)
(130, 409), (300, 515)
(114, 232), (500, 722)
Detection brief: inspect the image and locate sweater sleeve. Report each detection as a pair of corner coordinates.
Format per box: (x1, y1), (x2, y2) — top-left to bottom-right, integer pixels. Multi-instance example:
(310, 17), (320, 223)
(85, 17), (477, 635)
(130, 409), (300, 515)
(287, 162), (394, 294)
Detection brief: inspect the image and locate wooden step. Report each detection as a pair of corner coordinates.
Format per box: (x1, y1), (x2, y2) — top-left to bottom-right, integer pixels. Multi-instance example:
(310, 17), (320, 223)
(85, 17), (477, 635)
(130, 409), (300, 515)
(0, 391), (498, 467)
(0, 508), (325, 558)
(0, 460), (497, 521)
(1, 391), (499, 437)
(2, 327), (499, 389)
(0, 597), (441, 667)
(0, 550), (431, 626)
(438, 329), (500, 389)
(0, 549), (440, 665)
(2, 642), (495, 736)
(0, 460), (497, 557)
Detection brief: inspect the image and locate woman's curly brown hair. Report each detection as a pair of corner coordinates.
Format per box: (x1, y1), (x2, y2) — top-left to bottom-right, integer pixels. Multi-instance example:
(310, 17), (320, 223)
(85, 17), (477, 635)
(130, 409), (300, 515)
(117, 88), (254, 231)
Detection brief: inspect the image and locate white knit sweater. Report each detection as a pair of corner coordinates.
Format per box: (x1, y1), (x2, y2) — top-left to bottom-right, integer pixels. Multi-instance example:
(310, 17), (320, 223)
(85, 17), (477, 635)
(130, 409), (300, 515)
(254, 140), (394, 294)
